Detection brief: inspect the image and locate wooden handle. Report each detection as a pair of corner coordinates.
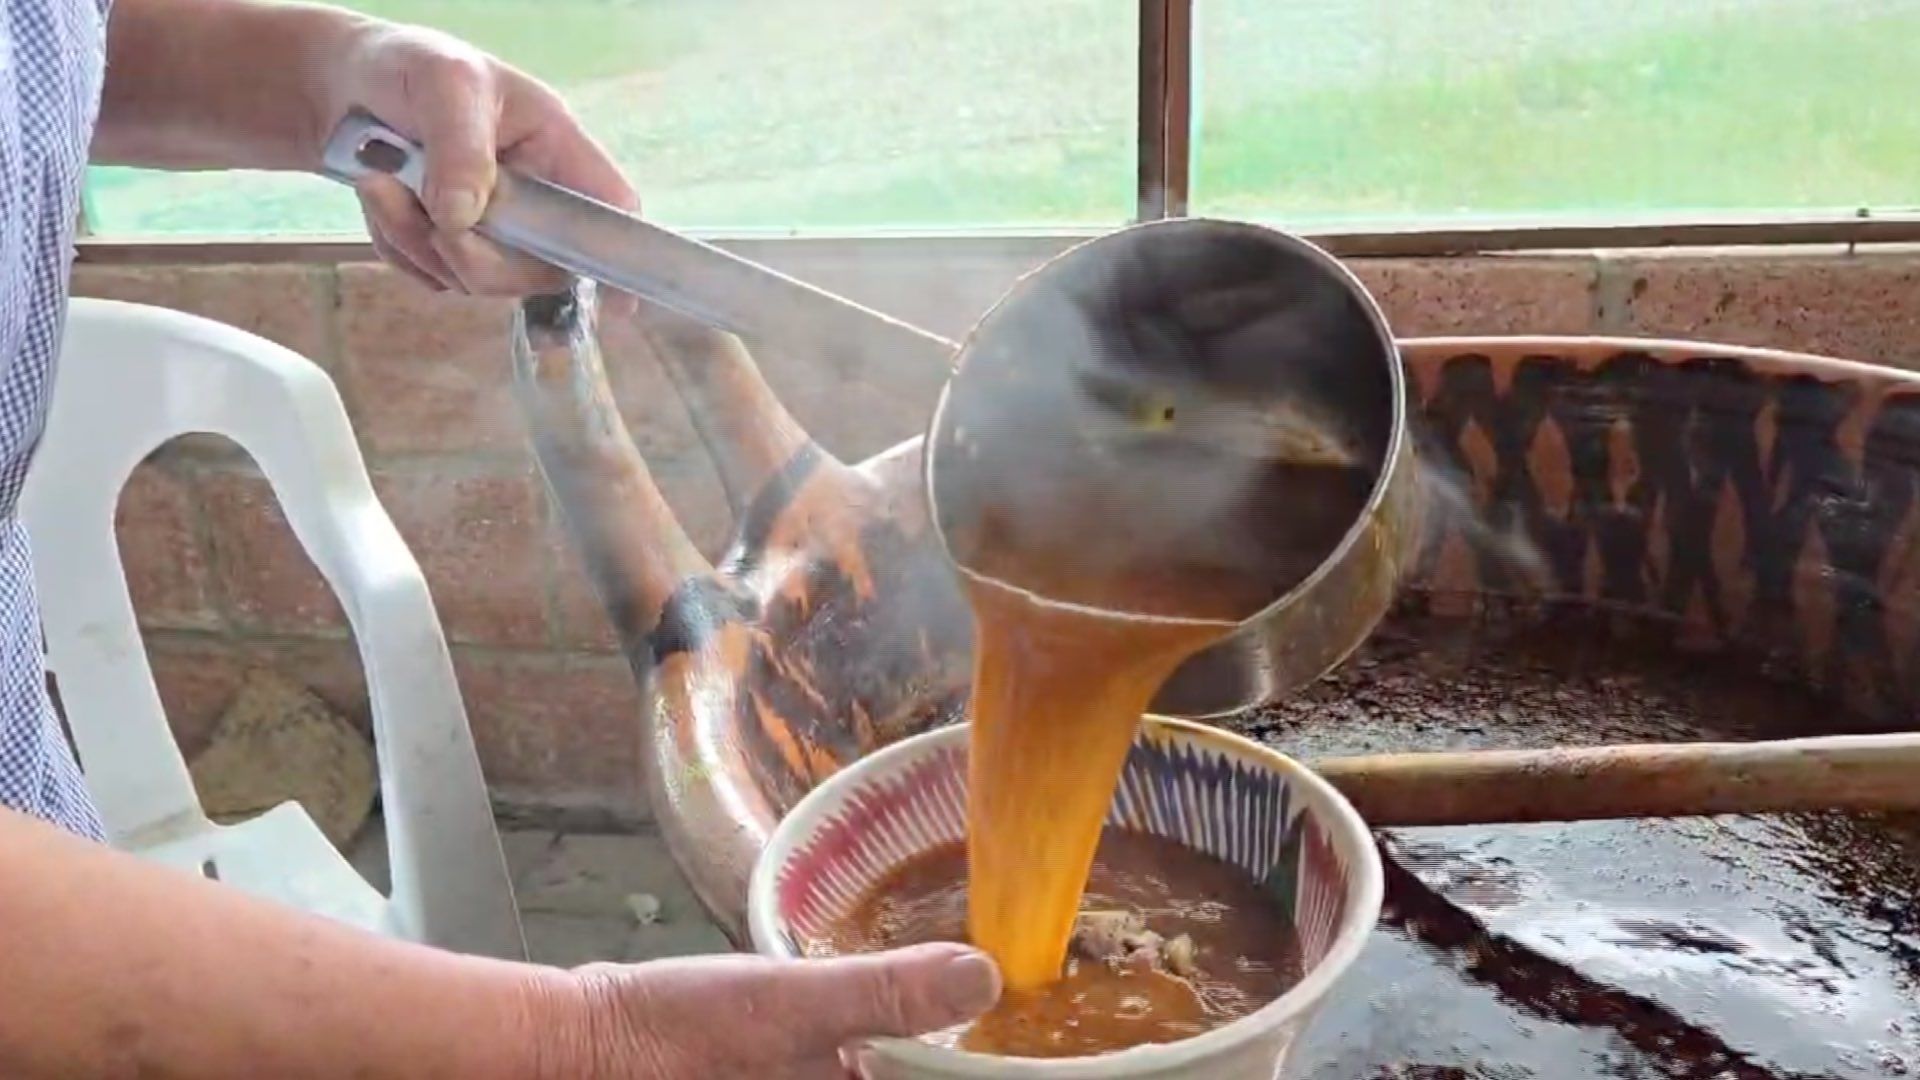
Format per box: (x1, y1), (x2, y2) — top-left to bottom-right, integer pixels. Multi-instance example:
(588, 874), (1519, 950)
(1312, 732), (1920, 826)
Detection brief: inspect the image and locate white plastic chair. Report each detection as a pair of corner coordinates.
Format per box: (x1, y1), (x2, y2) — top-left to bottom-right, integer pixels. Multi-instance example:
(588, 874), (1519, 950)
(20, 297), (527, 961)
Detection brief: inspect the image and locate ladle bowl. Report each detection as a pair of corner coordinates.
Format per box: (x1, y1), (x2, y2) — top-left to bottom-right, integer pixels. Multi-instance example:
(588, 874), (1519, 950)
(749, 716), (1384, 1079)
(927, 219), (1418, 716)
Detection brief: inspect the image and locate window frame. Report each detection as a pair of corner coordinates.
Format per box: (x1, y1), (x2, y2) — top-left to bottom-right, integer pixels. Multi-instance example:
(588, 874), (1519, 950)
(77, 0), (1920, 256)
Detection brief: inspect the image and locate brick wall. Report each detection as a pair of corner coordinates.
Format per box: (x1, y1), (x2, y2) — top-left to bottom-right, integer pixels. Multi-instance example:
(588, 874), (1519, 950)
(70, 242), (1920, 822)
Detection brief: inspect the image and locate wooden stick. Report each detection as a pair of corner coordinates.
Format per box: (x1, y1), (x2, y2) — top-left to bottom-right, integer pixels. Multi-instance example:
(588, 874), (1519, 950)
(1311, 733), (1920, 826)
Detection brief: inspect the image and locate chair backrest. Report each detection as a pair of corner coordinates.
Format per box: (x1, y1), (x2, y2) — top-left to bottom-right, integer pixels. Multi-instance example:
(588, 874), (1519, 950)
(21, 298), (523, 958)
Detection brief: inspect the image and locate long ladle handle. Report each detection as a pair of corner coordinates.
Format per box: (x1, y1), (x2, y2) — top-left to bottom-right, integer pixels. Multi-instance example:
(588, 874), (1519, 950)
(320, 109), (960, 368)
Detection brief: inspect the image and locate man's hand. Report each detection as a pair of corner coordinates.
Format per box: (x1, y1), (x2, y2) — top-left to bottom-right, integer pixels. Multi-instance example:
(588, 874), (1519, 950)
(1, 806), (997, 1080)
(319, 21), (638, 299)
(95, 0), (638, 301)
(538, 943), (1002, 1079)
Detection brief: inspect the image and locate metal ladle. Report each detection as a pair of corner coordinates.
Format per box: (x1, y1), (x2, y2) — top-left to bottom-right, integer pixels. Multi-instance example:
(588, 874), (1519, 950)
(321, 110), (955, 370)
(320, 109), (1413, 718)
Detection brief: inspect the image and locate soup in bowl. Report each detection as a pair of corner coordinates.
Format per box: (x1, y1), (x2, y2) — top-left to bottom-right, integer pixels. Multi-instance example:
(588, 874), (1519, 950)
(748, 716), (1383, 1079)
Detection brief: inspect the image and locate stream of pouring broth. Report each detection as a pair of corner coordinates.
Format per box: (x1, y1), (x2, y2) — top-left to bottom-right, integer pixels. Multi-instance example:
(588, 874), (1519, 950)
(961, 570), (1236, 990)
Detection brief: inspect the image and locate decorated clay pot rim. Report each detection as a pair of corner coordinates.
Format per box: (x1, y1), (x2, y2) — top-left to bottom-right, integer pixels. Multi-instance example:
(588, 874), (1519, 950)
(746, 715), (1386, 1077)
(1404, 332), (1920, 385)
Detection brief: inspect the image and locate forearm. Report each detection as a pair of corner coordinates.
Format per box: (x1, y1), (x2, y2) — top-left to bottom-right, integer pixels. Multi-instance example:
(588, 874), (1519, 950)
(0, 809), (567, 1079)
(93, 0), (369, 170)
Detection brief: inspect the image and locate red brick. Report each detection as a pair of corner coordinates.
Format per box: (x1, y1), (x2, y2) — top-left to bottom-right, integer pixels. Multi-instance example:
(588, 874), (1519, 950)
(196, 466), (345, 635)
(70, 264), (331, 361)
(593, 311), (707, 461)
(335, 270), (732, 460)
(752, 347), (930, 465)
(198, 460), (554, 647)
(334, 263), (524, 455)
(611, 276), (947, 468)
(1348, 257), (1598, 338)
(651, 452), (747, 558)
(550, 541), (621, 654)
(116, 460), (218, 631)
(451, 648), (646, 813)
(1621, 252), (1920, 371)
(725, 235), (1054, 342)
(371, 464), (548, 647)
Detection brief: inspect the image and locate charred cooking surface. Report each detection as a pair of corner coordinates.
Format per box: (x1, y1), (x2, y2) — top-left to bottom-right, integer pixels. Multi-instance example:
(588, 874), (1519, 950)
(1234, 613), (1920, 1078)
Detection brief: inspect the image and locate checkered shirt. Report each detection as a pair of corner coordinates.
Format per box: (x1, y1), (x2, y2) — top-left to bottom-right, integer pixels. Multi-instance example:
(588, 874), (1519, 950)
(0, 0), (112, 839)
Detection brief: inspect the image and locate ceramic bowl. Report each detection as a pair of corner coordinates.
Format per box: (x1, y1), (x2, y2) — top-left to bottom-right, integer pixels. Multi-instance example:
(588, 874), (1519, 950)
(747, 716), (1384, 1079)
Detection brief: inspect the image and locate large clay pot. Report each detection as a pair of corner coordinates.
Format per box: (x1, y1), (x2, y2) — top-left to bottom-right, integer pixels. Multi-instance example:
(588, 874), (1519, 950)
(510, 284), (1920, 1077)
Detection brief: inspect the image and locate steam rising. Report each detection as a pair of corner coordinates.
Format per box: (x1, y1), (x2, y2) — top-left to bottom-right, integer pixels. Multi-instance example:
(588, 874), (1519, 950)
(1408, 430), (1554, 593)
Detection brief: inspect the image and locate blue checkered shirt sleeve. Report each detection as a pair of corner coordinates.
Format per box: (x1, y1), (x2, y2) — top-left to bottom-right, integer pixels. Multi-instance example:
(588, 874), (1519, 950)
(0, 0), (115, 840)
